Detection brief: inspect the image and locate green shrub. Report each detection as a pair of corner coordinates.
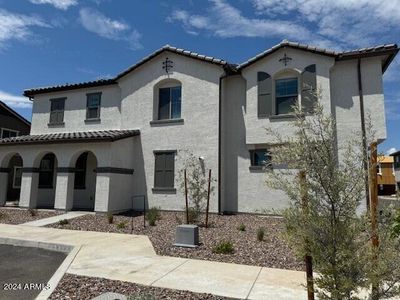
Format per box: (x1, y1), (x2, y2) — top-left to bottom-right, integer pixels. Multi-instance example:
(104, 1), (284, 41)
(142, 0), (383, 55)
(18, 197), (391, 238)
(59, 219), (69, 226)
(213, 241), (234, 254)
(28, 208), (37, 217)
(117, 221), (127, 229)
(107, 212), (114, 224)
(257, 227), (265, 241)
(237, 223), (246, 231)
(146, 207), (161, 226)
(187, 207), (200, 224)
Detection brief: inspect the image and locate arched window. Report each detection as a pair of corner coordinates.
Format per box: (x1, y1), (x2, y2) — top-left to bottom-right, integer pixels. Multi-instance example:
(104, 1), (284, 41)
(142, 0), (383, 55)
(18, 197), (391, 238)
(155, 80), (182, 120)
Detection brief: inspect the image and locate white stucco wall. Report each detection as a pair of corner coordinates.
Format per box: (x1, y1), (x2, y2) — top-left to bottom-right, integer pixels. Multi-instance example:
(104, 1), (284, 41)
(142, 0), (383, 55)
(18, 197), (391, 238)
(241, 48), (335, 145)
(119, 52), (224, 212)
(30, 85), (121, 135)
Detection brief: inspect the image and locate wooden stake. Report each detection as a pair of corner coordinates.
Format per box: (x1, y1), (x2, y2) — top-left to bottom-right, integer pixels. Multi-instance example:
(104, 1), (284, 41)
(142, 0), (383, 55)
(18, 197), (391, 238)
(184, 169), (189, 224)
(205, 169), (212, 228)
(369, 141), (379, 299)
(300, 170), (315, 300)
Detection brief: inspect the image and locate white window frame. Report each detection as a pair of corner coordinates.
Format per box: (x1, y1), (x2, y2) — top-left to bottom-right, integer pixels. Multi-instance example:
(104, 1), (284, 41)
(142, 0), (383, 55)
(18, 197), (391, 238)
(13, 166), (22, 189)
(0, 128), (19, 139)
(272, 70), (301, 116)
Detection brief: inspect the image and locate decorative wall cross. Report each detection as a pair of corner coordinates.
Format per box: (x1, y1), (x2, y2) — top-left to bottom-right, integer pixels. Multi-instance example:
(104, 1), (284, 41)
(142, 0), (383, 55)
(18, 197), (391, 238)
(279, 53), (292, 66)
(162, 57), (173, 74)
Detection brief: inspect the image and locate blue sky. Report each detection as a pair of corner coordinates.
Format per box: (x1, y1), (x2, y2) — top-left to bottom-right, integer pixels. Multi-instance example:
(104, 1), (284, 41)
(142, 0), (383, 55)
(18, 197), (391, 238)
(0, 0), (399, 154)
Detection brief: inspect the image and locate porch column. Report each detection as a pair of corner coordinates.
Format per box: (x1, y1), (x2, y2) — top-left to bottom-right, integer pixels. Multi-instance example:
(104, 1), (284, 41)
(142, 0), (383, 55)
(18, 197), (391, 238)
(94, 172), (111, 213)
(19, 168), (39, 208)
(54, 168), (75, 211)
(0, 169), (9, 206)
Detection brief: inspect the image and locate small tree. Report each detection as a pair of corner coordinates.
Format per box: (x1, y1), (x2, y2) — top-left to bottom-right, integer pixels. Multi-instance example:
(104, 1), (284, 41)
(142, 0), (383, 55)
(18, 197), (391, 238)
(265, 102), (368, 299)
(178, 152), (215, 224)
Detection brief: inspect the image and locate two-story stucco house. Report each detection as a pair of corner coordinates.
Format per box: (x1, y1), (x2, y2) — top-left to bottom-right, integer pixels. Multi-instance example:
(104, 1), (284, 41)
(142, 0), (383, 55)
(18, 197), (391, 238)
(0, 40), (398, 213)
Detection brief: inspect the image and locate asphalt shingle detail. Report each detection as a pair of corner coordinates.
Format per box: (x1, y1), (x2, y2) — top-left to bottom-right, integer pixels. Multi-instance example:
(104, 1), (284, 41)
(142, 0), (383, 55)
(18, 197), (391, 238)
(0, 130), (140, 145)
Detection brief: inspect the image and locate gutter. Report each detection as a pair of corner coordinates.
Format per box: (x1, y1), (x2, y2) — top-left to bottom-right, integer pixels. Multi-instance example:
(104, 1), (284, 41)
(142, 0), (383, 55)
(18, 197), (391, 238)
(357, 58), (370, 211)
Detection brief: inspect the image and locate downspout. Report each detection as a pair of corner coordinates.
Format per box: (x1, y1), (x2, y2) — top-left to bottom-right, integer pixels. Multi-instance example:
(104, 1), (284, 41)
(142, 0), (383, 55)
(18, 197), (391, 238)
(357, 58), (370, 211)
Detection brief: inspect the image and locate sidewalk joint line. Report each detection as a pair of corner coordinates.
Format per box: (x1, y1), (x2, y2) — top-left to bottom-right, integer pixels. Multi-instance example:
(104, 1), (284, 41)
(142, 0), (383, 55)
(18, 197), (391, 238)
(149, 259), (189, 286)
(245, 266), (263, 299)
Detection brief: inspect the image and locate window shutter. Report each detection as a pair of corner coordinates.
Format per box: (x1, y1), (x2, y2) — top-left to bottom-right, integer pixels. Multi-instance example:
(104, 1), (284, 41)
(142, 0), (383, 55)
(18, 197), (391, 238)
(164, 153), (175, 187)
(257, 72), (272, 117)
(301, 64), (317, 113)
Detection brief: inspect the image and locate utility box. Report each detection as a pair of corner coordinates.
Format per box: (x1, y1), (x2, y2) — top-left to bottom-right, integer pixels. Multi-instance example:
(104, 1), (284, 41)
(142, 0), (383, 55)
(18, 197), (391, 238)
(174, 224), (199, 248)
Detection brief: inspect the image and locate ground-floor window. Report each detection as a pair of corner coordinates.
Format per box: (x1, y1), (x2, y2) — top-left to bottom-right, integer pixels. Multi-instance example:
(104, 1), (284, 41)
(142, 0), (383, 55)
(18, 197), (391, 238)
(249, 149), (271, 167)
(13, 166), (22, 189)
(154, 151), (175, 189)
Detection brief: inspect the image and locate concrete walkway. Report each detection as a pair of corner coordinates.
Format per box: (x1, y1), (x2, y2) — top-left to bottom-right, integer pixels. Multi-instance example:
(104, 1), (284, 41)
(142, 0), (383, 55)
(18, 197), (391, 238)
(0, 224), (307, 299)
(21, 211), (90, 227)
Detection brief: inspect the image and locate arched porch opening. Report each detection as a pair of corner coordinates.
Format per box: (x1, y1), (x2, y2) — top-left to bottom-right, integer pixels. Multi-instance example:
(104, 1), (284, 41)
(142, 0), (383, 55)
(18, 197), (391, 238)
(0, 153), (23, 206)
(72, 151), (97, 211)
(36, 153), (58, 208)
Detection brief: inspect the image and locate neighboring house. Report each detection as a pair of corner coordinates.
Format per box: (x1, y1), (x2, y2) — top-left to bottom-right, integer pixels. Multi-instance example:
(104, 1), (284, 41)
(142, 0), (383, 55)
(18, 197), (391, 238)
(377, 155), (397, 195)
(390, 151), (400, 191)
(0, 101), (31, 203)
(0, 40), (397, 213)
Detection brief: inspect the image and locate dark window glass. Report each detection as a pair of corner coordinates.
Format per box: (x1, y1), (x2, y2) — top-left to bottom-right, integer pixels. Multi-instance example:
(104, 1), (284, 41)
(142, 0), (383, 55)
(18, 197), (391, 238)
(49, 98), (65, 124)
(1, 129), (18, 138)
(250, 149), (271, 167)
(38, 154), (55, 188)
(158, 86), (181, 120)
(86, 93), (101, 119)
(154, 152), (175, 188)
(275, 78), (298, 115)
(257, 72), (272, 117)
(74, 153), (88, 189)
(13, 167), (22, 188)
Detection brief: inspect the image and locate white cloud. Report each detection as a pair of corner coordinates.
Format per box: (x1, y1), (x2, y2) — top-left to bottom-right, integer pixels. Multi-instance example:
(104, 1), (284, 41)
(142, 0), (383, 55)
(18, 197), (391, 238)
(29, 0), (78, 10)
(79, 8), (142, 50)
(0, 9), (50, 48)
(0, 90), (32, 109)
(168, 0), (399, 50)
(386, 147), (397, 155)
(251, 0), (399, 48)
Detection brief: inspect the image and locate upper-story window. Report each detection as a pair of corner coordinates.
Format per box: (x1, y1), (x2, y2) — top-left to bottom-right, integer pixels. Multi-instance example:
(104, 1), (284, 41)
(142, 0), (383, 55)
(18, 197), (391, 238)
(158, 86), (181, 120)
(49, 98), (65, 125)
(250, 149), (271, 167)
(257, 64), (316, 117)
(275, 78), (298, 115)
(1, 128), (18, 139)
(86, 93), (101, 120)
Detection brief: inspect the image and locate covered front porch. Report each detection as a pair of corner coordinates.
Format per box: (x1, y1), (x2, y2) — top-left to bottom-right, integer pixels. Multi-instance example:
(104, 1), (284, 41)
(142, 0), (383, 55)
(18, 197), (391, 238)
(0, 130), (139, 213)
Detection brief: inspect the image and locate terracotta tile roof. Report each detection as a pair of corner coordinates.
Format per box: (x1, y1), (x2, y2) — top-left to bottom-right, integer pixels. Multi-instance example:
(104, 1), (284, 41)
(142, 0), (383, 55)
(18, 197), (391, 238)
(238, 40), (398, 70)
(23, 41), (398, 97)
(0, 130), (139, 145)
(24, 45), (227, 97)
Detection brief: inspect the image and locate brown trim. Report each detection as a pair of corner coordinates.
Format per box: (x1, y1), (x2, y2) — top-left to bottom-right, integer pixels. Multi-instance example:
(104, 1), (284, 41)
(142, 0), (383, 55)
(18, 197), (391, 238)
(94, 167), (134, 174)
(22, 167), (40, 173)
(57, 167), (76, 173)
(0, 168), (10, 173)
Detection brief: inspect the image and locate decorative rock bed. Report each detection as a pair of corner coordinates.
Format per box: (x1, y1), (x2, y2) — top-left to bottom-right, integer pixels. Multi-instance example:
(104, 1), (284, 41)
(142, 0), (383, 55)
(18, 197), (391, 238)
(48, 211), (303, 271)
(50, 274), (233, 300)
(0, 208), (61, 225)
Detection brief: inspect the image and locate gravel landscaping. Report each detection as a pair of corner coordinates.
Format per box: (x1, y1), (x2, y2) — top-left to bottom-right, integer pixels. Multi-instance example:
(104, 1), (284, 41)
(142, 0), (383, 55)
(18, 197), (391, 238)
(0, 208), (60, 225)
(50, 274), (233, 300)
(48, 211), (303, 271)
